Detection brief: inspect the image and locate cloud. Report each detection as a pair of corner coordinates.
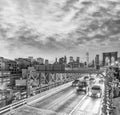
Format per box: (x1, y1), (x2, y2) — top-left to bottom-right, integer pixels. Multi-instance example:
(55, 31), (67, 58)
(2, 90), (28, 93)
(0, 0), (120, 59)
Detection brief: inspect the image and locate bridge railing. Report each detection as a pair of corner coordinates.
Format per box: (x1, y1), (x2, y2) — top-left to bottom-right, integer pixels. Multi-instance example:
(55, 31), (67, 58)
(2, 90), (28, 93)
(0, 99), (27, 114)
(0, 78), (74, 114)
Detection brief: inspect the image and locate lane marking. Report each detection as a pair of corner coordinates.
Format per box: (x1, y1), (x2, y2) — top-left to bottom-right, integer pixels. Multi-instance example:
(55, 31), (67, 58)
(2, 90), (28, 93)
(47, 90), (74, 109)
(68, 94), (88, 115)
(28, 83), (71, 105)
(31, 88), (69, 106)
(79, 97), (91, 111)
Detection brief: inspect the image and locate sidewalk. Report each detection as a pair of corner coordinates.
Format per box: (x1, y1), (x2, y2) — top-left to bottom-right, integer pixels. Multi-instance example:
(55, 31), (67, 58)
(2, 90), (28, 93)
(112, 97), (120, 115)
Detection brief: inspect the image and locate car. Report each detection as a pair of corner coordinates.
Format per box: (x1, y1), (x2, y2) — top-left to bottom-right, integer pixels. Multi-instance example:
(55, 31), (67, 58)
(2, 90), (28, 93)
(72, 80), (80, 87)
(89, 77), (96, 84)
(99, 78), (104, 83)
(76, 80), (88, 94)
(84, 76), (89, 81)
(99, 75), (104, 79)
(89, 84), (102, 98)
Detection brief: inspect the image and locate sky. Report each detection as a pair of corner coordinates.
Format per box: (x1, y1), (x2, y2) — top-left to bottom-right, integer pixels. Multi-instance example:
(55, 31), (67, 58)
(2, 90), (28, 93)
(0, 0), (120, 62)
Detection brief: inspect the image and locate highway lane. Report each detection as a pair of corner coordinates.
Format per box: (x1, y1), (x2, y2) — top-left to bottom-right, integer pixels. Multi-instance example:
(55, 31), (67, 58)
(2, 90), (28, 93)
(5, 74), (104, 115)
(70, 96), (102, 115)
(70, 77), (104, 115)
(30, 85), (85, 114)
(30, 85), (74, 108)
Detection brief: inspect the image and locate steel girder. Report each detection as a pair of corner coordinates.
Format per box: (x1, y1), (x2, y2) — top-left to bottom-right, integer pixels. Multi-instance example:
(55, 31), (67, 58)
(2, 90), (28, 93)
(26, 69), (104, 96)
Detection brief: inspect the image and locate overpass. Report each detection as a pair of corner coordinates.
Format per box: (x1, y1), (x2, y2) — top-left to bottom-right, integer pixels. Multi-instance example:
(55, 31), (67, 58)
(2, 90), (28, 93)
(0, 68), (105, 115)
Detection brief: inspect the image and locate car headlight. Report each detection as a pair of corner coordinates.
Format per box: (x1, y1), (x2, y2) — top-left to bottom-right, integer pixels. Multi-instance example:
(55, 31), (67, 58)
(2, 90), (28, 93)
(76, 87), (79, 89)
(97, 93), (101, 97)
(97, 93), (99, 97)
(89, 92), (92, 96)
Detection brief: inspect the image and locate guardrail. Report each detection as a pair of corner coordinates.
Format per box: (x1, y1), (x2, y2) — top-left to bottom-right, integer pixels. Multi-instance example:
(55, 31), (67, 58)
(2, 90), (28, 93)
(0, 79), (73, 114)
(0, 99), (27, 114)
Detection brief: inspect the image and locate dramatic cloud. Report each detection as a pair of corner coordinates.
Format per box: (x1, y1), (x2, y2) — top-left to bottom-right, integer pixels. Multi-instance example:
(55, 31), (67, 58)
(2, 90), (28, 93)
(0, 0), (120, 61)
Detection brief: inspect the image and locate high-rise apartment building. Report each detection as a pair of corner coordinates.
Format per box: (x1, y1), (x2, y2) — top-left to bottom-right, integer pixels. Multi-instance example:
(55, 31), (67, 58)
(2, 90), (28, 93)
(95, 54), (100, 69)
(45, 59), (49, 65)
(37, 58), (44, 64)
(69, 56), (74, 63)
(76, 57), (80, 63)
(86, 52), (89, 67)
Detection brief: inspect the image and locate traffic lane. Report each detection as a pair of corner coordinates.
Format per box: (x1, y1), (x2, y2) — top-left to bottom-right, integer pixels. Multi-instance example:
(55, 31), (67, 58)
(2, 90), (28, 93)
(30, 85), (75, 109)
(70, 81), (104, 115)
(71, 96), (102, 115)
(30, 86), (85, 114)
(54, 92), (85, 114)
(5, 85), (75, 115)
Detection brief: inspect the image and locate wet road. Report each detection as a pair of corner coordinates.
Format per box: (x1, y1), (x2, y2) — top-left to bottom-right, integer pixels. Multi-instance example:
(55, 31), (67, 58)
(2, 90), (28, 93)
(30, 85), (85, 114)
(6, 76), (104, 115)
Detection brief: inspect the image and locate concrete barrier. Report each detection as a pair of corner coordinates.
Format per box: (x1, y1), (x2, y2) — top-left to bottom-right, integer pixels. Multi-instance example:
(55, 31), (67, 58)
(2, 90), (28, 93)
(27, 82), (72, 105)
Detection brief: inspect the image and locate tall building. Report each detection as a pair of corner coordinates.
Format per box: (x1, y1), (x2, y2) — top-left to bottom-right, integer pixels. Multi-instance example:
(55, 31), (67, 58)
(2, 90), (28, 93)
(0, 57), (19, 74)
(117, 57), (120, 63)
(15, 58), (31, 70)
(45, 59), (49, 65)
(69, 56), (74, 63)
(95, 55), (100, 69)
(28, 56), (33, 62)
(76, 57), (80, 63)
(68, 56), (80, 68)
(86, 52), (89, 67)
(0, 57), (5, 71)
(37, 58), (44, 64)
(54, 58), (59, 64)
(64, 56), (67, 64)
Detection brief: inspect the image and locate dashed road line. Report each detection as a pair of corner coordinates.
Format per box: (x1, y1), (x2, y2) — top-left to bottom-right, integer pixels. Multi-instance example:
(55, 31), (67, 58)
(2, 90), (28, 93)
(68, 94), (88, 115)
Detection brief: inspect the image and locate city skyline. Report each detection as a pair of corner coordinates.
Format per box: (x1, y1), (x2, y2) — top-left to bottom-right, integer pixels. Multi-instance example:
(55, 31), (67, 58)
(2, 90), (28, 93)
(0, 0), (120, 62)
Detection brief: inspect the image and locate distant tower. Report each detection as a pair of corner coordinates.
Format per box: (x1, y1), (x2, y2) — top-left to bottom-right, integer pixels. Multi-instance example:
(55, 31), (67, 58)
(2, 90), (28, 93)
(64, 56), (67, 64)
(45, 59), (49, 65)
(69, 56), (74, 63)
(86, 52), (89, 67)
(95, 55), (100, 69)
(76, 57), (80, 63)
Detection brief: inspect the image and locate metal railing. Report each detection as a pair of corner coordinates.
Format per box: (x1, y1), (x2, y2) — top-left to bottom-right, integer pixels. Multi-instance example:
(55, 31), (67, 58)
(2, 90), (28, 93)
(0, 99), (27, 114)
(0, 79), (73, 114)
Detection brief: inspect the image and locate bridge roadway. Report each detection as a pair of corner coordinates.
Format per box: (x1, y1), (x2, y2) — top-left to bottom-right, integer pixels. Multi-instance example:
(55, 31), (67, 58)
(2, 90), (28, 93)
(4, 75), (104, 115)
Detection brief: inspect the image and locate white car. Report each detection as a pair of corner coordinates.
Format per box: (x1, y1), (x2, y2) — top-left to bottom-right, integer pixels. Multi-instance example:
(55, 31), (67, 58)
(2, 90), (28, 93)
(89, 84), (102, 98)
(89, 77), (96, 84)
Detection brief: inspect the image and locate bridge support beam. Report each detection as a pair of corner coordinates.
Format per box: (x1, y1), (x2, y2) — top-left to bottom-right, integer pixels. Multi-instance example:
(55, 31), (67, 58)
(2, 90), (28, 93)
(26, 69), (104, 97)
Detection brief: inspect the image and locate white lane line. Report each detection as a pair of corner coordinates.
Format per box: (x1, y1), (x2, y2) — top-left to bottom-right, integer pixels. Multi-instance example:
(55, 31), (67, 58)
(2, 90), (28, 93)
(79, 97), (91, 111)
(26, 105), (57, 114)
(68, 94), (88, 115)
(28, 83), (71, 105)
(91, 98), (101, 114)
(47, 90), (74, 109)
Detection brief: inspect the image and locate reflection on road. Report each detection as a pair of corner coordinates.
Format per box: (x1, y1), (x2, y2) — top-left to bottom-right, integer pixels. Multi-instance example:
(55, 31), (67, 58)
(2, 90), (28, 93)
(7, 75), (104, 115)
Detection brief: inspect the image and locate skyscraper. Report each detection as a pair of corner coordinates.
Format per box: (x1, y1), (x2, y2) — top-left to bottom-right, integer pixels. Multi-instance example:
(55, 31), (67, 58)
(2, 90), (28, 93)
(69, 56), (74, 63)
(76, 57), (80, 63)
(86, 52), (89, 67)
(95, 55), (100, 69)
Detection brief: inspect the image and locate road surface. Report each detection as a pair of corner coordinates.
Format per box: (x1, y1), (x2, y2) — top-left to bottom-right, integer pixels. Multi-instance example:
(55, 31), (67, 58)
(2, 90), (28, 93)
(5, 75), (104, 115)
